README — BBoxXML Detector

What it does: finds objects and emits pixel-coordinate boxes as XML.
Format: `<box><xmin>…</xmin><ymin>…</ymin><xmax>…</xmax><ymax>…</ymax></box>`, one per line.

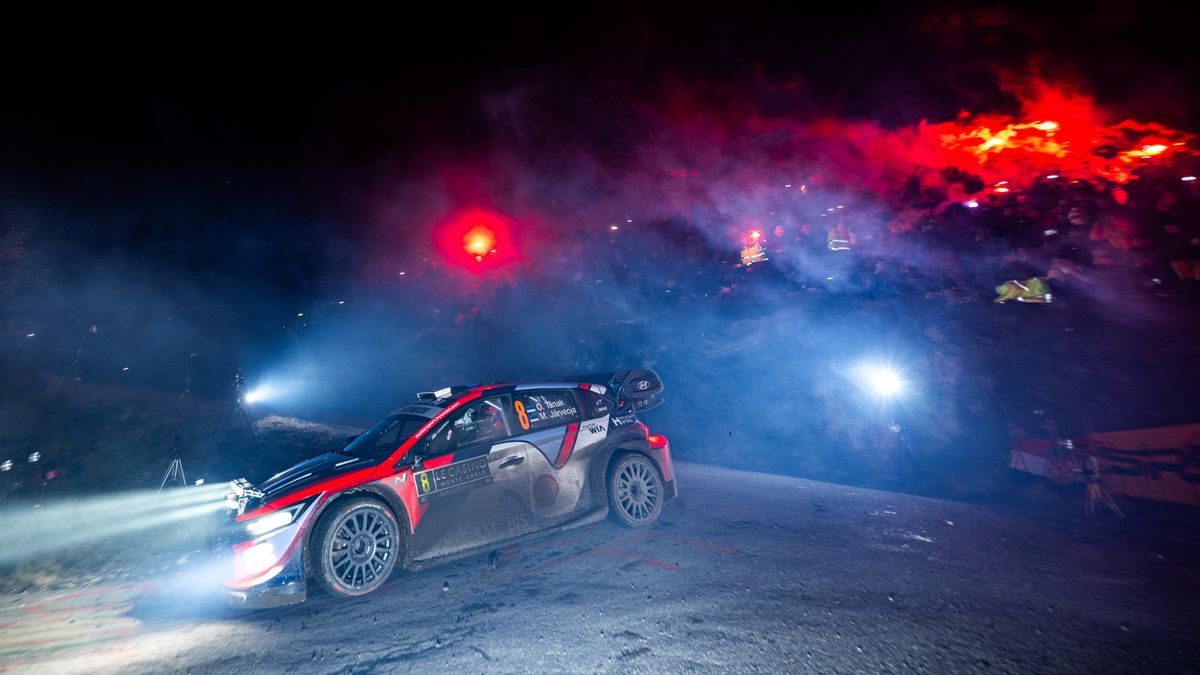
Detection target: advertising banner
<box><xmin>1010</xmin><ymin>423</ymin><xmax>1200</xmax><ymax>506</ymax></box>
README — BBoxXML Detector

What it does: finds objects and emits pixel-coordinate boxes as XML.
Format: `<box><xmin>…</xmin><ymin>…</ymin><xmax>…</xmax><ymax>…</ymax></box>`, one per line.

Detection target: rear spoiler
<box><xmin>566</xmin><ymin>369</ymin><xmax>664</xmax><ymax>413</ymax></box>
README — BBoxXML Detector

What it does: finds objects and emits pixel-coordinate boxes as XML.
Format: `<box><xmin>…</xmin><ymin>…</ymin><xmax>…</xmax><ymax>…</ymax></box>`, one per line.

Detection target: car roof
<box><xmin>390</xmin><ymin>381</ymin><xmax>584</xmax><ymax>418</ymax></box>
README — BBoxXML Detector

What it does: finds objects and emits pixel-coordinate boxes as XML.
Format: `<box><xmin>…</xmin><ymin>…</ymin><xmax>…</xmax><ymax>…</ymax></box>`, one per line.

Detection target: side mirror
<box><xmin>402</xmin><ymin>438</ymin><xmax>431</xmax><ymax>470</ymax></box>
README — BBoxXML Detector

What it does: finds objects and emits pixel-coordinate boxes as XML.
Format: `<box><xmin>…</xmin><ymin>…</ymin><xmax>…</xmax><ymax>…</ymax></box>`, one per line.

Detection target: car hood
<box><xmin>257</xmin><ymin>452</ymin><xmax>378</xmax><ymax>500</ymax></box>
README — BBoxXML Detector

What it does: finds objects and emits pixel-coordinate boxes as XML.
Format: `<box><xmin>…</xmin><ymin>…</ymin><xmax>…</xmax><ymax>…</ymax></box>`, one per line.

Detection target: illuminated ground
<box><xmin>1</xmin><ymin>462</ymin><xmax>1196</xmax><ymax>673</ymax></box>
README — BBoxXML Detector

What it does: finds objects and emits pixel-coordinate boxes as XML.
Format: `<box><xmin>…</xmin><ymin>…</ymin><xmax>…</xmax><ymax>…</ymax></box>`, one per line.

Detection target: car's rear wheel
<box><xmin>311</xmin><ymin>497</ymin><xmax>400</xmax><ymax>598</ymax></box>
<box><xmin>608</xmin><ymin>453</ymin><xmax>663</xmax><ymax>528</ymax></box>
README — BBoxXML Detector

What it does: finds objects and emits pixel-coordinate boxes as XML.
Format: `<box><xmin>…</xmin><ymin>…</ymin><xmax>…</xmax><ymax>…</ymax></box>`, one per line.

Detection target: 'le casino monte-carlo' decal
<box><xmin>415</xmin><ymin>456</ymin><xmax>493</xmax><ymax>503</ymax></box>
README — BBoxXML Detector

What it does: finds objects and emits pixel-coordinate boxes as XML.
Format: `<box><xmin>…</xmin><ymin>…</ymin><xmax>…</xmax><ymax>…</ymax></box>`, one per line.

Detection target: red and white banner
<box><xmin>1010</xmin><ymin>423</ymin><xmax>1200</xmax><ymax>506</ymax></box>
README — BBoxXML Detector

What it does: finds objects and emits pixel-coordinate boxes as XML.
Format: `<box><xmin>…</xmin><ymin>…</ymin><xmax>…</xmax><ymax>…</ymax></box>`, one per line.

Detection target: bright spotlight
<box><xmin>237</xmin><ymin>375</ymin><xmax>305</xmax><ymax>407</ymax></box>
<box><xmin>463</xmin><ymin>225</ymin><xmax>496</xmax><ymax>257</ymax></box>
<box><xmin>856</xmin><ymin>364</ymin><xmax>906</xmax><ymax>399</ymax></box>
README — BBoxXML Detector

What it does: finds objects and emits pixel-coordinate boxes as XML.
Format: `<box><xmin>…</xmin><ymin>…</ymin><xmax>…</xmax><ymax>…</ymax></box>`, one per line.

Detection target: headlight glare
<box><xmin>240</xmin><ymin>542</ymin><xmax>277</xmax><ymax>575</ymax></box>
<box><xmin>244</xmin><ymin>503</ymin><xmax>304</xmax><ymax>537</ymax></box>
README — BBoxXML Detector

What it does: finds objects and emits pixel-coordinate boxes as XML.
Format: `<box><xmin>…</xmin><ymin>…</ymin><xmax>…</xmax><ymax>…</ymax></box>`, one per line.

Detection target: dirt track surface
<box><xmin>1</xmin><ymin>462</ymin><xmax>1196</xmax><ymax>674</ymax></box>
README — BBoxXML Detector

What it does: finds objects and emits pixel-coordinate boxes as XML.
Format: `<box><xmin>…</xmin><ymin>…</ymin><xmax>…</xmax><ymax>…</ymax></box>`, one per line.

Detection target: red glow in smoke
<box><xmin>634</xmin><ymin>76</ymin><xmax>1195</xmax><ymax>224</ymax></box>
<box><xmin>825</xmin><ymin>91</ymin><xmax>1194</xmax><ymax>199</ymax></box>
<box><xmin>463</xmin><ymin>225</ymin><xmax>495</xmax><ymax>257</ymax></box>
<box><xmin>366</xmin><ymin>73</ymin><xmax>1197</xmax><ymax>278</ymax></box>
<box><xmin>434</xmin><ymin>207</ymin><xmax>520</xmax><ymax>272</ymax></box>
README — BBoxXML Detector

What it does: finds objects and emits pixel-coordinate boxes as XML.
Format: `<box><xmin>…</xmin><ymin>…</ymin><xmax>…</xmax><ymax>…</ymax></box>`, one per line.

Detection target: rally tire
<box><xmin>311</xmin><ymin>498</ymin><xmax>401</xmax><ymax>598</ymax></box>
<box><xmin>607</xmin><ymin>453</ymin><xmax>664</xmax><ymax>528</ymax></box>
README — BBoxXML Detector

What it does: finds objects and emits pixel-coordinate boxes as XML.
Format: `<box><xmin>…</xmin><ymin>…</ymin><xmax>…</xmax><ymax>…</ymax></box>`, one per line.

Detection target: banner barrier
<box><xmin>1009</xmin><ymin>423</ymin><xmax>1200</xmax><ymax>506</ymax></box>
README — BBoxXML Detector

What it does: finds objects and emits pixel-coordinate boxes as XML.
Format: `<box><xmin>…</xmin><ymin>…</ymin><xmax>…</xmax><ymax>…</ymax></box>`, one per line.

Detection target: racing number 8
<box><xmin>515</xmin><ymin>400</ymin><xmax>530</xmax><ymax>430</ymax></box>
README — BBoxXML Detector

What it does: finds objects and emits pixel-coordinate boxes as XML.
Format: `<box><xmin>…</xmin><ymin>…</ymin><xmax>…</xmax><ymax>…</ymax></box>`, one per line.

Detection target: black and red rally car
<box><xmin>218</xmin><ymin>370</ymin><xmax>676</xmax><ymax>607</ymax></box>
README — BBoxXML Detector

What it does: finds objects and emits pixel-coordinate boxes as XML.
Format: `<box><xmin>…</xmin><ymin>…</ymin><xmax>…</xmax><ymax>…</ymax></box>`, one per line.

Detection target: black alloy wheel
<box><xmin>608</xmin><ymin>454</ymin><xmax>663</xmax><ymax>528</ymax></box>
<box><xmin>312</xmin><ymin>498</ymin><xmax>401</xmax><ymax>598</ymax></box>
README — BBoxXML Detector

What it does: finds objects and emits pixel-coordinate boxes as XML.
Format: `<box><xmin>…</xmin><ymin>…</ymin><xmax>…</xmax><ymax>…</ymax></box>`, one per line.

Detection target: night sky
<box><xmin>5</xmin><ymin>4</ymin><xmax>1196</xmax><ymax>189</ymax></box>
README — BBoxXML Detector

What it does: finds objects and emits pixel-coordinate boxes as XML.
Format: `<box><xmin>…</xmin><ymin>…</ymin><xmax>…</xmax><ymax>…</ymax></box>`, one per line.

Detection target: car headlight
<box><xmin>244</xmin><ymin>502</ymin><xmax>307</xmax><ymax>537</ymax></box>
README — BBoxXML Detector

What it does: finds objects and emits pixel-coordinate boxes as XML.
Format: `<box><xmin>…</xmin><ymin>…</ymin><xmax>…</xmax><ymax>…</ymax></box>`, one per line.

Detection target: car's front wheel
<box><xmin>311</xmin><ymin>497</ymin><xmax>401</xmax><ymax>598</ymax></box>
<box><xmin>607</xmin><ymin>453</ymin><xmax>663</xmax><ymax>528</ymax></box>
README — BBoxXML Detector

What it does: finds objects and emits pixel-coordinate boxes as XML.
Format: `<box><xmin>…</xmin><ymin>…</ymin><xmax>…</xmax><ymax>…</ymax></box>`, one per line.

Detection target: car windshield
<box><xmin>341</xmin><ymin>414</ymin><xmax>428</xmax><ymax>460</ymax></box>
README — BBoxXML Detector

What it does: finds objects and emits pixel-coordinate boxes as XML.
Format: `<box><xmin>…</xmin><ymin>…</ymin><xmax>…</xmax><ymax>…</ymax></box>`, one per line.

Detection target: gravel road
<box><xmin>2</xmin><ymin>461</ymin><xmax>1196</xmax><ymax>673</ymax></box>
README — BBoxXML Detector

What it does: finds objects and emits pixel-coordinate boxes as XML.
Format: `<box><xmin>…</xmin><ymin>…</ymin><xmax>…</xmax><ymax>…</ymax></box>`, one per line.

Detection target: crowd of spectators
<box><xmin>539</xmin><ymin>171</ymin><xmax>1200</xmax><ymax>309</ymax></box>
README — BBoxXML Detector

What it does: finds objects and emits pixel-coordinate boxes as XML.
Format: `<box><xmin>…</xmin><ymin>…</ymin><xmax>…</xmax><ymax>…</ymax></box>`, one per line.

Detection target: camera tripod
<box><xmin>213</xmin><ymin>370</ymin><xmax>257</xmax><ymax>447</ymax></box>
<box><xmin>157</xmin><ymin>436</ymin><xmax>188</xmax><ymax>496</ymax></box>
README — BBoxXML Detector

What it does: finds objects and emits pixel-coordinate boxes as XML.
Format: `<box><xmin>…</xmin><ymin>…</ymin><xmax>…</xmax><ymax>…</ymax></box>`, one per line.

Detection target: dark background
<box><xmin>1</xmin><ymin>2</ymin><xmax>1198</xmax><ymax>492</ymax></box>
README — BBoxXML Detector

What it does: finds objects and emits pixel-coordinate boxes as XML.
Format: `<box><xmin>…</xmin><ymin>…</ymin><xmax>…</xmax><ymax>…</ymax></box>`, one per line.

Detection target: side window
<box><xmin>426</xmin><ymin>396</ymin><xmax>511</xmax><ymax>455</ymax></box>
<box><xmin>578</xmin><ymin>390</ymin><xmax>613</xmax><ymax>419</ymax></box>
<box><xmin>513</xmin><ymin>390</ymin><xmax>580</xmax><ymax>432</ymax></box>
<box><xmin>344</xmin><ymin>414</ymin><xmax>427</xmax><ymax>460</ymax></box>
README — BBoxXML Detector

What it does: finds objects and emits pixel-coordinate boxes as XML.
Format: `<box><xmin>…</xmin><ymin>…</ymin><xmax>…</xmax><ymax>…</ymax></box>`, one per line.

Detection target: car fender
<box><xmin>590</xmin><ymin>440</ymin><xmax>655</xmax><ymax>500</ymax></box>
<box><xmin>300</xmin><ymin>481</ymin><xmax>414</xmax><ymax>568</ymax></box>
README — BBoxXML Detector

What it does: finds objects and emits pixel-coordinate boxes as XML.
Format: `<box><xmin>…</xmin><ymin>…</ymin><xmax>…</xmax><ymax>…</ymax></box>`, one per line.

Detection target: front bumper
<box><xmin>217</xmin><ymin>496</ymin><xmax>322</xmax><ymax>609</ymax></box>
<box><xmin>223</xmin><ymin>552</ymin><xmax>307</xmax><ymax>608</ymax></box>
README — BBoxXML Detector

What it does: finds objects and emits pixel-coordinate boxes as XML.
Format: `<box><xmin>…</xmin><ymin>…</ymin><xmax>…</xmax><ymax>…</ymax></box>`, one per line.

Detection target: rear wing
<box><xmin>566</xmin><ymin>369</ymin><xmax>664</xmax><ymax>413</ymax></box>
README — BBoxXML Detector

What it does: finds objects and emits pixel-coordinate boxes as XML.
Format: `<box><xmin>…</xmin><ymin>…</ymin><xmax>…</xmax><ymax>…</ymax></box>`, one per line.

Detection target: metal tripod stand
<box><xmin>157</xmin><ymin>458</ymin><xmax>187</xmax><ymax>495</ymax></box>
<box><xmin>213</xmin><ymin>370</ymin><xmax>257</xmax><ymax>447</ymax></box>
<box><xmin>157</xmin><ymin>436</ymin><xmax>188</xmax><ymax>496</ymax></box>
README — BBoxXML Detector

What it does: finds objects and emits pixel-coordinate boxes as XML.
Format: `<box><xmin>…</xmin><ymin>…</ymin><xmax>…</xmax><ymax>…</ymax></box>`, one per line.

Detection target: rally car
<box><xmin>218</xmin><ymin>370</ymin><xmax>675</xmax><ymax>608</ymax></box>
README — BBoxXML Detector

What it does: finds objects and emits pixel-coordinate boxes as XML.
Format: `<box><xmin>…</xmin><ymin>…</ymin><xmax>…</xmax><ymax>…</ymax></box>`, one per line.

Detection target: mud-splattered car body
<box><xmin>218</xmin><ymin>370</ymin><xmax>675</xmax><ymax>608</ymax></box>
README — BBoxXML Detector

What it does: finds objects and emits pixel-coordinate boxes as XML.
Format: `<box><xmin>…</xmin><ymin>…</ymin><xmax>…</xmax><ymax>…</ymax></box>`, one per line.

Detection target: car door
<box><xmin>406</xmin><ymin>395</ymin><xmax>536</xmax><ymax>561</ymax></box>
<box><xmin>509</xmin><ymin>388</ymin><xmax>601</xmax><ymax>528</ymax></box>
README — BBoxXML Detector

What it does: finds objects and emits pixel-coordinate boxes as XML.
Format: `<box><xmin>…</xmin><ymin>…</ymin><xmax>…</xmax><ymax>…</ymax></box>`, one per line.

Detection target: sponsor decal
<box><xmin>587</xmin><ymin>393</ymin><xmax>612</xmax><ymax>416</ymax></box>
<box><xmin>569</xmin><ymin>415</ymin><xmax>609</xmax><ymax>462</ymax></box>
<box><xmin>611</xmin><ymin>413</ymin><xmax>636</xmax><ymax>427</ymax></box>
<box><xmin>398</xmin><ymin>404</ymin><xmax>442</xmax><ymax>418</ymax></box>
<box><xmin>409</xmin><ymin>397</ymin><xmax>471</xmax><ymax>448</ymax></box>
<box><xmin>414</xmin><ymin>456</ymin><xmax>492</xmax><ymax>503</ymax></box>
<box><xmin>534</xmin><ymin>474</ymin><xmax>559</xmax><ymax>507</ymax></box>
<box><xmin>471</xmin><ymin>513</ymin><xmax>531</xmax><ymax>539</ymax></box>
